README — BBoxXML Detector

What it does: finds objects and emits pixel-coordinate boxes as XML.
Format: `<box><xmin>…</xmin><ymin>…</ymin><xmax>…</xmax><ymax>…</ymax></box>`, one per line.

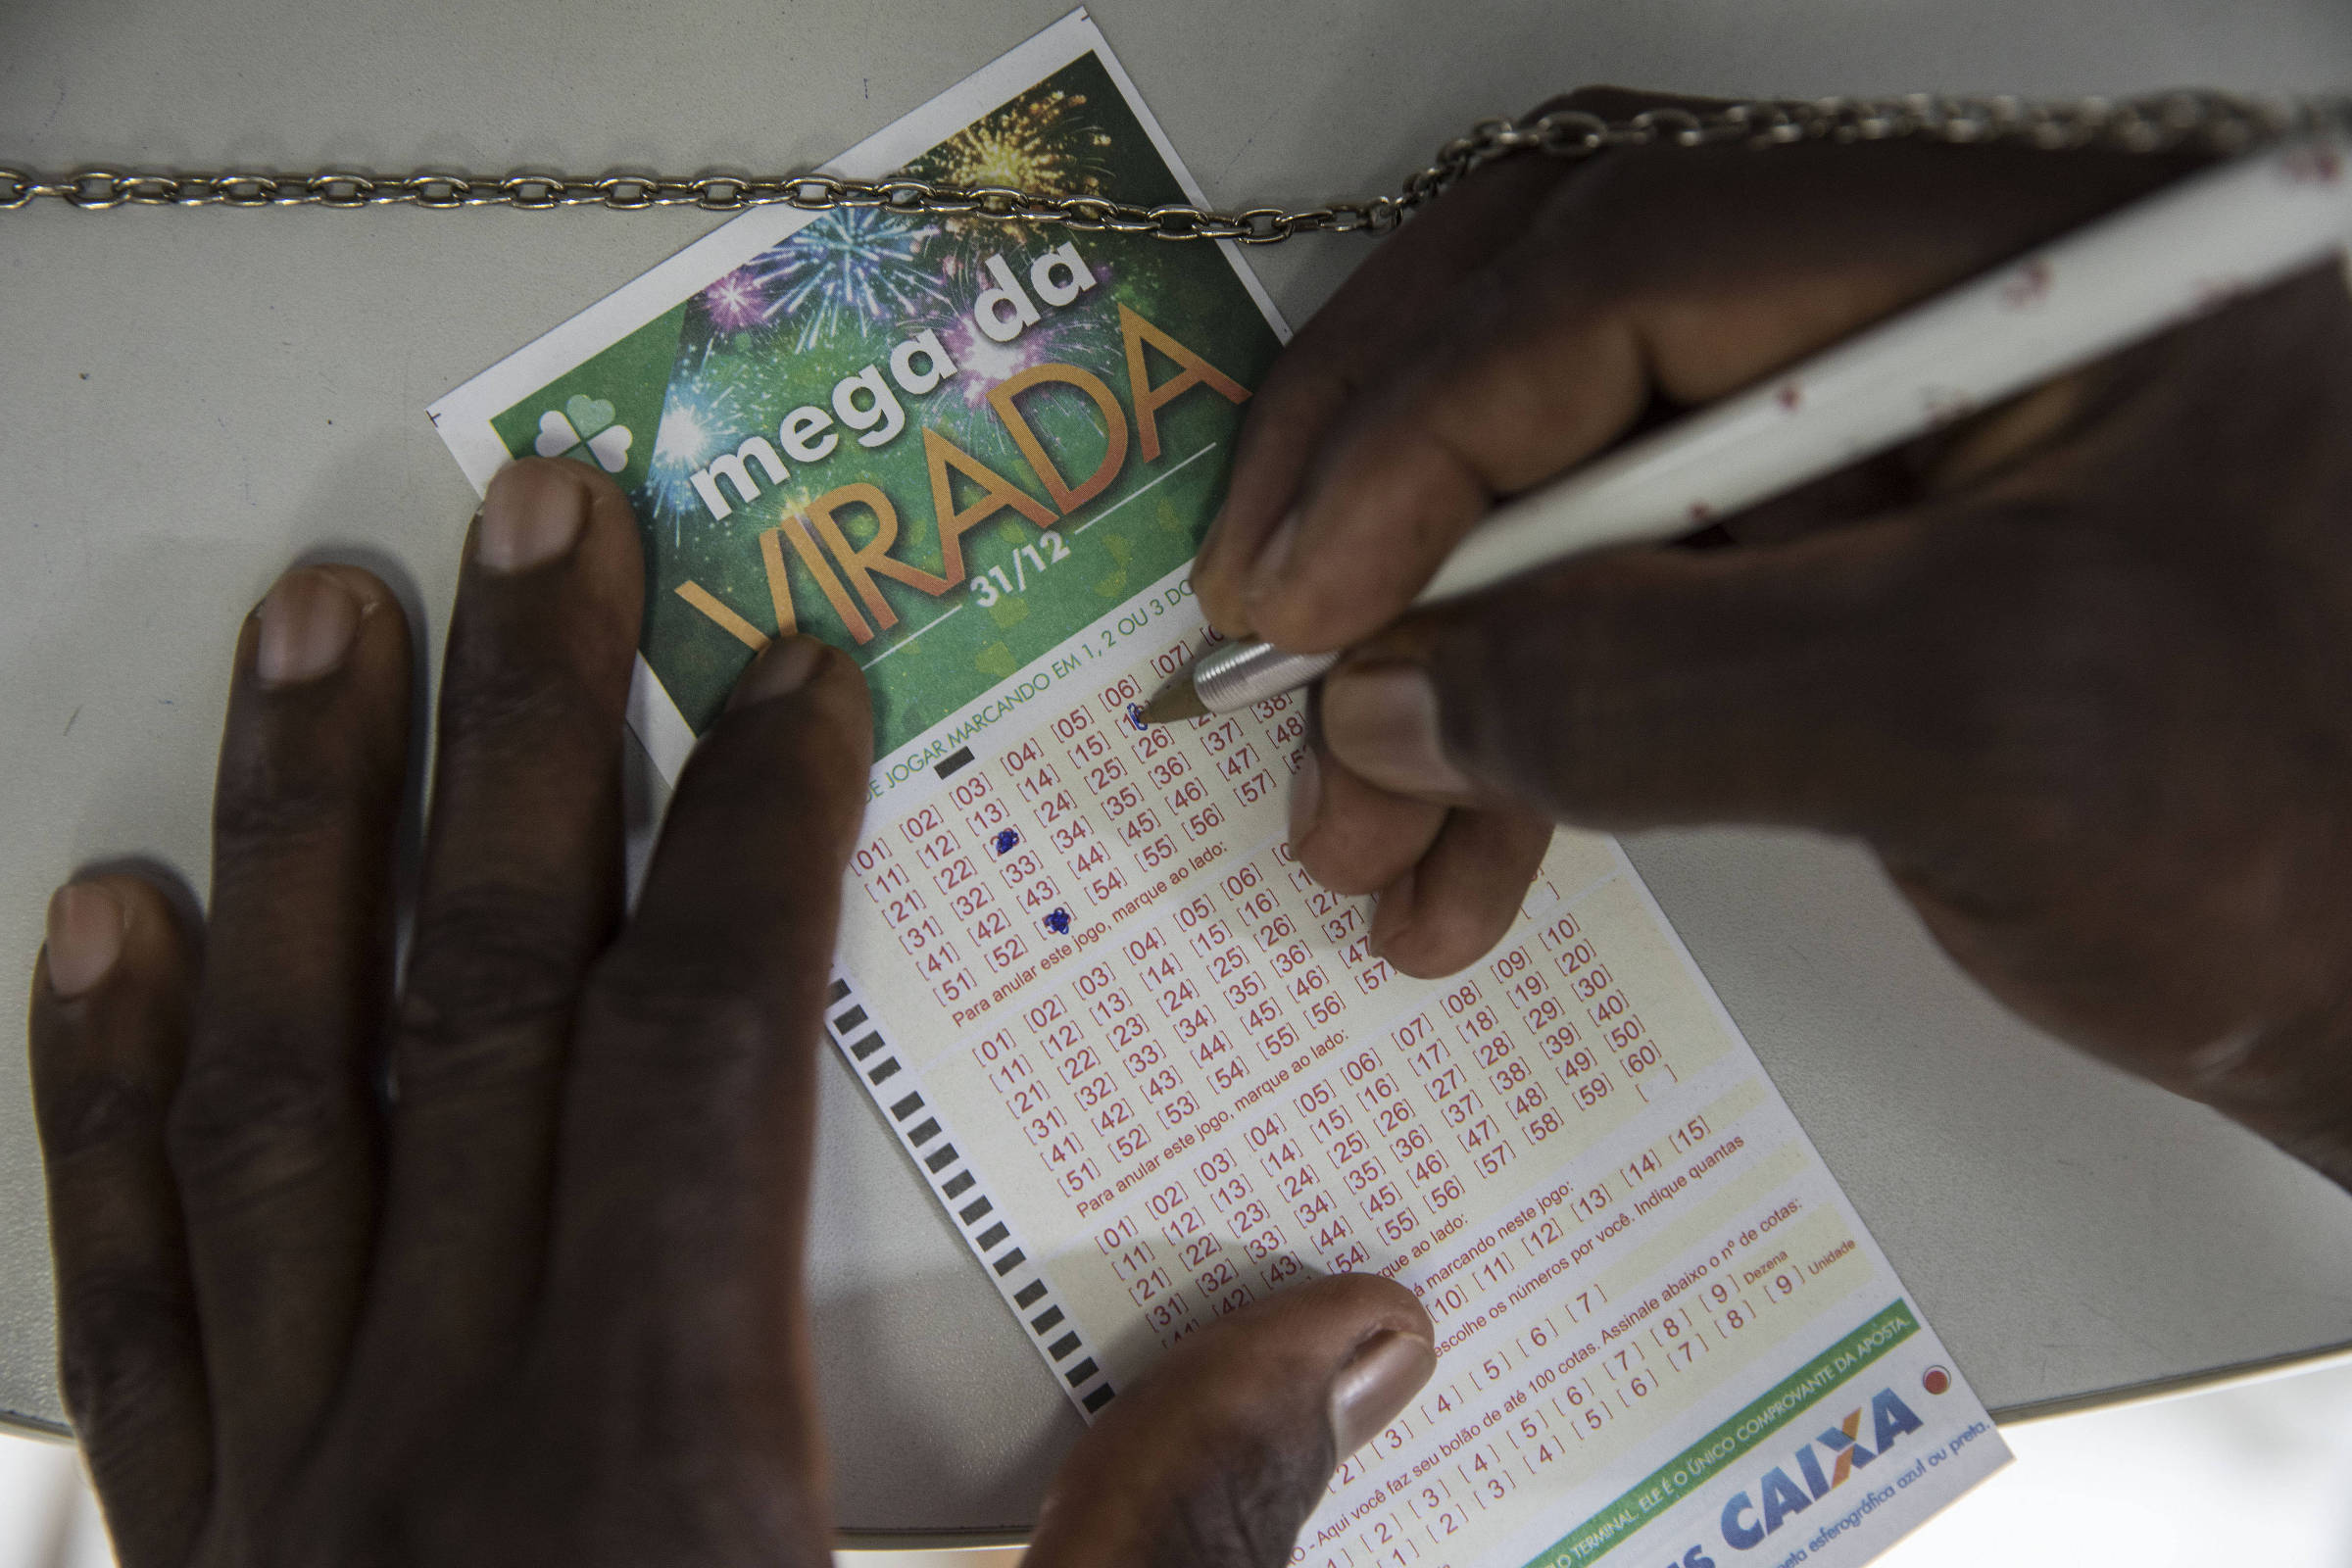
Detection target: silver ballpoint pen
<box><xmin>1141</xmin><ymin>130</ymin><xmax>2352</xmax><ymax>725</ymax></box>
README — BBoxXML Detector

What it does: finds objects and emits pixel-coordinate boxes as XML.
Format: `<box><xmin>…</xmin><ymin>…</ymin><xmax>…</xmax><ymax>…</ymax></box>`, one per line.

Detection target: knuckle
<box><xmin>210</xmin><ymin>766</ymin><xmax>361</xmax><ymax>861</ymax></box>
<box><xmin>1422</xmin><ymin>257</ymin><xmax>1522</xmax><ymax>354</ymax></box>
<box><xmin>63</xmin><ymin>1365</ymin><xmax>189</xmax><ymax>1473</ymax></box>
<box><xmin>1918</xmin><ymin>521</ymin><xmax>2178</xmax><ymax>852</ymax></box>
<box><xmin>166</xmin><ymin>1034</ymin><xmax>367</xmax><ymax>1211</ymax></box>
<box><xmin>437</xmin><ymin>636</ymin><xmax>612</xmax><ymax>758</ymax></box>
<box><xmin>1148</xmin><ymin>1430</ymin><xmax>1330</xmax><ymax>1568</ymax></box>
<box><xmin>1242</xmin><ymin>341</ymin><xmax>1358</xmax><ymax>441</ymax></box>
<box><xmin>397</xmin><ymin>883</ymin><xmax>594</xmax><ymax>1068</ymax></box>
<box><xmin>36</xmin><ymin>1066</ymin><xmax>168</xmax><ymax>1167</ymax></box>
<box><xmin>1526</xmin><ymin>151</ymin><xmax>1666</xmax><ymax>292</ymax></box>
<box><xmin>1506</xmin><ymin>235</ymin><xmax>1627</xmax><ymax>345</ymax></box>
<box><xmin>684</xmin><ymin>707</ymin><xmax>873</xmax><ymax>851</ymax></box>
<box><xmin>576</xmin><ymin>944</ymin><xmax>786</xmax><ymax>1103</ymax></box>
<box><xmin>57</xmin><ymin>1272</ymin><xmax>198</xmax><ymax>1431</ymax></box>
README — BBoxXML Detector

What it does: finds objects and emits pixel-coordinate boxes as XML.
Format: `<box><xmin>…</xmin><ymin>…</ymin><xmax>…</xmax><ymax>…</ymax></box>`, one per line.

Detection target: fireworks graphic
<box><xmin>907</xmin><ymin>306</ymin><xmax>1125</xmax><ymax>485</ymax></box>
<box><xmin>736</xmin><ymin>207</ymin><xmax>954</xmax><ymax>352</ymax></box>
<box><xmin>912</xmin><ymin>311</ymin><xmax>1125</xmax><ymax>542</ymax></box>
<box><xmin>926</xmin><ymin>88</ymin><xmax>1110</xmax><ymax>197</ymax></box>
<box><xmin>938</xmin><ymin>315</ymin><xmax>1063</xmax><ymax>406</ymax></box>
<box><xmin>917</xmin><ymin>88</ymin><xmax>1117</xmax><ymax>270</ymax></box>
<box><xmin>702</xmin><ymin>267</ymin><xmax>775</xmax><ymax>333</ymax></box>
<box><xmin>648</xmin><ymin>363</ymin><xmax>751</xmax><ymax>538</ymax></box>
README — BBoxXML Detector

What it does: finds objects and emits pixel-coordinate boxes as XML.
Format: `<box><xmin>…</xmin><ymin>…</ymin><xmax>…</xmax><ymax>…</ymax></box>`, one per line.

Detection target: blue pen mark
<box><xmin>993</xmin><ymin>828</ymin><xmax>1021</xmax><ymax>856</ymax></box>
<box><xmin>1126</xmin><ymin>702</ymin><xmax>1148</xmax><ymax>731</ymax></box>
<box><xmin>1043</xmin><ymin>907</ymin><xmax>1072</xmax><ymax>936</ymax></box>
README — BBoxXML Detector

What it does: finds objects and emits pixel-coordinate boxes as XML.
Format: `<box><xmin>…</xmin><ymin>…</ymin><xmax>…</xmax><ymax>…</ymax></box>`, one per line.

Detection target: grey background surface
<box><xmin>4</xmin><ymin>0</ymin><xmax>2351</xmax><ymax>1539</ymax></box>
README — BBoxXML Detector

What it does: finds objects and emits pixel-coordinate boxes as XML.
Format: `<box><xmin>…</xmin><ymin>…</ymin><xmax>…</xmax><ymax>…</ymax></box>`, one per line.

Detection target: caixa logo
<box><xmin>1717</xmin><ymin>1388</ymin><xmax>1924</xmax><ymax>1550</ymax></box>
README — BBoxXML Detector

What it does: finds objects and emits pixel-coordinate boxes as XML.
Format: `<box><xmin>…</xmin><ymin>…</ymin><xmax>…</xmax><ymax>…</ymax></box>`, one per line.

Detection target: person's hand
<box><xmin>1194</xmin><ymin>94</ymin><xmax>2352</xmax><ymax>1182</ymax></box>
<box><xmin>30</xmin><ymin>458</ymin><xmax>1433</xmax><ymax>1567</ymax></box>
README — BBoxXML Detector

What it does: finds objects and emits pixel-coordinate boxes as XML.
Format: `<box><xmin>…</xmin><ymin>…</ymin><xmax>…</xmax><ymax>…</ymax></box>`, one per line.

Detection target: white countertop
<box><xmin>6</xmin><ymin>0</ymin><xmax>2351</xmax><ymax>1536</ymax></box>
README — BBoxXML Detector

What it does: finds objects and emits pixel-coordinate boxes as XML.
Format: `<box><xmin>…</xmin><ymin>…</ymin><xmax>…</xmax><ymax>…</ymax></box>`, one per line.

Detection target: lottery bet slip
<box><xmin>431</xmin><ymin>12</ymin><xmax>2007</xmax><ymax>1565</ymax></box>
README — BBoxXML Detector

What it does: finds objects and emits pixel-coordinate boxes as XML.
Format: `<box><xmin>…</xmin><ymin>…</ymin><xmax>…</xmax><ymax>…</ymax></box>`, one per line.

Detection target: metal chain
<box><xmin>4</xmin><ymin>92</ymin><xmax>2346</xmax><ymax>241</ymax></box>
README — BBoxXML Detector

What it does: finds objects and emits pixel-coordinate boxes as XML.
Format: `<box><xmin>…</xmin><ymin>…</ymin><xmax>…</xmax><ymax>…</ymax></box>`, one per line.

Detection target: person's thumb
<box><xmin>1024</xmin><ymin>1274</ymin><xmax>1435</xmax><ymax>1568</ymax></box>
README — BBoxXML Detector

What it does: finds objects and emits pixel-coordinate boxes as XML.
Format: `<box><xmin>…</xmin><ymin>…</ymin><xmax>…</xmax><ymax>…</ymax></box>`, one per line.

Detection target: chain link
<box><xmin>5</xmin><ymin>92</ymin><xmax>2346</xmax><ymax>235</ymax></box>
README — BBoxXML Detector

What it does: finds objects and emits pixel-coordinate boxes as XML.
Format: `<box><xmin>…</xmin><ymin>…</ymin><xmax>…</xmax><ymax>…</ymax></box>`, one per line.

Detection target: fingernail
<box><xmin>1321</xmin><ymin>664</ymin><xmax>1476</xmax><ymax>798</ymax></box>
<box><xmin>1241</xmin><ymin>508</ymin><xmax>1301</xmax><ymax>608</ymax></box>
<box><xmin>479</xmin><ymin>461</ymin><xmax>588</xmax><ymax>573</ymax></box>
<box><xmin>1329</xmin><ymin>1330</ymin><xmax>1437</xmax><ymax>1457</ymax></box>
<box><xmin>1288</xmin><ymin>747</ymin><xmax>1323</xmax><ymax>846</ymax></box>
<box><xmin>255</xmin><ymin>567</ymin><xmax>364</xmax><ymax>686</ymax></box>
<box><xmin>727</xmin><ymin>636</ymin><xmax>829</xmax><ymax>710</ymax></box>
<box><xmin>44</xmin><ymin>883</ymin><xmax>126</xmax><ymax>999</ymax></box>
<box><xmin>1367</xmin><ymin>865</ymin><xmax>1415</xmax><ymax>959</ymax></box>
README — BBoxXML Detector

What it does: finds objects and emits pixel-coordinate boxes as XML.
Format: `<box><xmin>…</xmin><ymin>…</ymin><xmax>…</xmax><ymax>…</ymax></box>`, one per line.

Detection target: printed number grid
<box><xmin>841</xmin><ymin>627</ymin><xmax>1872</xmax><ymax>1566</ymax></box>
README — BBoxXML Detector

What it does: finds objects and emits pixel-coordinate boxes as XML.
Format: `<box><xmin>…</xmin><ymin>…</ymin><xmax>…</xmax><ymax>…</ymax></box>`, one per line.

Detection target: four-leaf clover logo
<box><xmin>533</xmin><ymin>394</ymin><xmax>634</xmax><ymax>473</ymax></box>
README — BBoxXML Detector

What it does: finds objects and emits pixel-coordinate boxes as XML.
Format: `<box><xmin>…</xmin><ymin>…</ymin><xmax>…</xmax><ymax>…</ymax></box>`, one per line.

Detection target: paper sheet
<box><xmin>431</xmin><ymin>13</ymin><xmax>2008</xmax><ymax>1564</ymax></box>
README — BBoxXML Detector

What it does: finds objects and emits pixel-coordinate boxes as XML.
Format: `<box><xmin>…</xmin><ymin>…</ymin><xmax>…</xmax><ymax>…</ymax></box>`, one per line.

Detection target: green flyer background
<box><xmin>487</xmin><ymin>52</ymin><xmax>1282</xmax><ymax>758</ymax></box>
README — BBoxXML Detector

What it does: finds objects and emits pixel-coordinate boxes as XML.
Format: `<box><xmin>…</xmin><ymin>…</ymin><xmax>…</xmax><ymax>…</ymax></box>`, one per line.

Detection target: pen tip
<box><xmin>1141</xmin><ymin>677</ymin><xmax>1207</xmax><ymax>726</ymax></box>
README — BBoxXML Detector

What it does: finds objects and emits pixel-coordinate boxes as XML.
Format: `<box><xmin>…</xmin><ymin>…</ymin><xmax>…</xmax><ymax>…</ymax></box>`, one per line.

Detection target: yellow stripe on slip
<box><xmin>675</xmin><ymin>581</ymin><xmax>768</xmax><ymax>650</ymax></box>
